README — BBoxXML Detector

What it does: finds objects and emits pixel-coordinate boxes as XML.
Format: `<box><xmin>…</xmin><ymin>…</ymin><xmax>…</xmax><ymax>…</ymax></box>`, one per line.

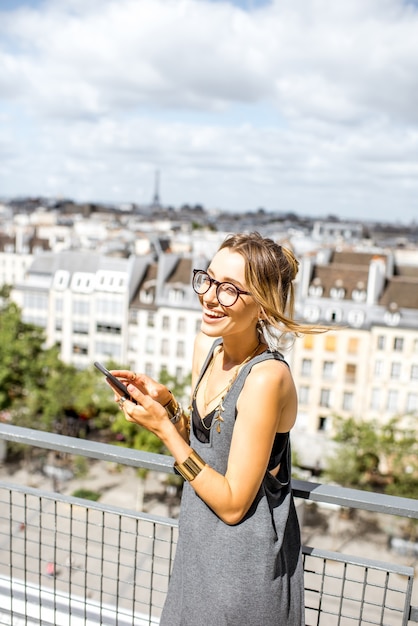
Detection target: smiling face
<box><xmin>198</xmin><ymin>248</ymin><xmax>260</xmax><ymax>342</ymax></box>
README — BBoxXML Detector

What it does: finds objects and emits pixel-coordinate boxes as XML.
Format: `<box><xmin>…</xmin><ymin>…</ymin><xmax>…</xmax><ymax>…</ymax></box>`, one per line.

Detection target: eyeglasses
<box><xmin>192</xmin><ymin>269</ymin><xmax>251</xmax><ymax>307</ymax></box>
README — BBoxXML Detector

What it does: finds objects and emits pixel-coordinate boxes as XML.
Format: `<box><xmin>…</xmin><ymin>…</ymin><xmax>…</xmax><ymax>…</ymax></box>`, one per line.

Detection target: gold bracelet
<box><xmin>174</xmin><ymin>450</ymin><xmax>206</xmax><ymax>482</ymax></box>
<box><xmin>163</xmin><ymin>392</ymin><xmax>181</xmax><ymax>423</ymax></box>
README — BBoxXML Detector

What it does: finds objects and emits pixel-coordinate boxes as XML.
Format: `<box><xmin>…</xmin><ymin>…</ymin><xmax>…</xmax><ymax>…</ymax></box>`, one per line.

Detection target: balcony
<box><xmin>0</xmin><ymin>423</ymin><xmax>417</xmax><ymax>625</ymax></box>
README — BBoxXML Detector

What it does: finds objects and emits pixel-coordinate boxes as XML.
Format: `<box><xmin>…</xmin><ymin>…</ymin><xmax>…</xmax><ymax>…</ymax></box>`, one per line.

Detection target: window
<box><xmin>352</xmin><ymin>288</ymin><xmax>366</xmax><ymax>302</ymax></box>
<box><xmin>406</xmin><ymin>393</ymin><xmax>418</xmax><ymax>413</ymax></box>
<box><xmin>161</xmin><ymin>339</ymin><xmax>169</xmax><ymax>356</ymax></box>
<box><xmin>24</xmin><ymin>292</ymin><xmax>49</xmax><ymax>311</ymax></box>
<box><xmin>303</xmin><ymin>335</ymin><xmax>314</xmax><ymax>350</ymax></box>
<box><xmin>304</xmin><ymin>306</ymin><xmax>320</xmax><ymax>322</ymax></box>
<box><xmin>345</xmin><ymin>363</ymin><xmax>356</xmax><ymax>383</ymax></box>
<box><xmin>71</xmin><ymin>272</ymin><xmax>94</xmax><ymax>293</ymax></box>
<box><xmin>177</xmin><ymin>317</ymin><xmax>186</xmax><ymax>333</ymax></box>
<box><xmin>129</xmin><ymin>310</ymin><xmax>138</xmax><ymax>325</ymax></box>
<box><xmin>324</xmin><ymin>335</ymin><xmax>337</xmax><ymax>351</ymax></box>
<box><xmin>330</xmin><ymin>287</ymin><xmax>345</xmax><ymax>299</ymax></box>
<box><xmin>162</xmin><ymin>316</ymin><xmax>170</xmax><ymax>330</ymax></box>
<box><xmin>95</xmin><ymin>342</ymin><xmax>121</xmax><ymax>360</ymax></box>
<box><xmin>53</xmin><ymin>270</ymin><xmax>70</xmax><ymax>290</ymax></box>
<box><xmin>301</xmin><ymin>359</ymin><xmax>312</xmax><ymax>377</ymax></box>
<box><xmin>411</xmin><ymin>364</ymin><xmax>418</xmax><ymax>380</ymax></box>
<box><xmin>384</xmin><ymin>310</ymin><xmax>400</xmax><ymax>326</ymax></box>
<box><xmin>145</xmin><ymin>362</ymin><xmax>154</xmax><ymax>377</ymax></box>
<box><xmin>387</xmin><ymin>390</ymin><xmax>399</xmax><ymax>412</ymax></box>
<box><xmin>96</xmin><ymin>323</ymin><xmax>121</xmax><ymax>334</ymax></box>
<box><xmin>347</xmin><ymin>310</ymin><xmax>365</xmax><ymax>327</ymax></box>
<box><xmin>176</xmin><ymin>341</ymin><xmax>185</xmax><ymax>358</ymax></box>
<box><xmin>393</xmin><ymin>337</ymin><xmax>404</xmax><ymax>351</ymax></box>
<box><xmin>374</xmin><ymin>360</ymin><xmax>384</xmax><ymax>378</ymax></box>
<box><xmin>370</xmin><ymin>388</ymin><xmax>380</xmax><ymax>410</ymax></box>
<box><xmin>308</xmin><ymin>284</ymin><xmax>323</xmax><ymax>297</ymax></box>
<box><xmin>72</xmin><ymin>344</ymin><xmax>88</xmax><ymax>355</ymax></box>
<box><xmin>195</xmin><ymin>319</ymin><xmax>202</xmax><ymax>333</ymax></box>
<box><xmin>298</xmin><ymin>386</ymin><xmax>310</xmax><ymax>405</ymax></box>
<box><xmin>140</xmin><ymin>288</ymin><xmax>155</xmax><ymax>304</ymax></box>
<box><xmin>325</xmin><ymin>309</ymin><xmax>343</xmax><ymax>324</ymax></box>
<box><xmin>347</xmin><ymin>338</ymin><xmax>359</xmax><ymax>354</ymax></box>
<box><xmin>72</xmin><ymin>300</ymin><xmax>90</xmax><ymax>316</ymax></box>
<box><xmin>73</xmin><ymin>321</ymin><xmax>89</xmax><ymax>334</ymax></box>
<box><xmin>342</xmin><ymin>392</ymin><xmax>354</xmax><ymax>412</ymax></box>
<box><xmin>320</xmin><ymin>389</ymin><xmax>331</xmax><ymax>408</ymax></box>
<box><xmin>169</xmin><ymin>288</ymin><xmax>184</xmax><ymax>303</ymax></box>
<box><xmin>147</xmin><ymin>313</ymin><xmax>155</xmax><ymax>327</ymax></box>
<box><xmin>377</xmin><ymin>335</ymin><xmax>386</xmax><ymax>350</ymax></box>
<box><xmin>145</xmin><ymin>336</ymin><xmax>154</xmax><ymax>354</ymax></box>
<box><xmin>390</xmin><ymin>362</ymin><xmax>401</xmax><ymax>379</ymax></box>
<box><xmin>175</xmin><ymin>367</ymin><xmax>184</xmax><ymax>380</ymax></box>
<box><xmin>96</xmin><ymin>298</ymin><xmax>123</xmax><ymax>317</ymax></box>
<box><xmin>322</xmin><ymin>361</ymin><xmax>334</xmax><ymax>379</ymax></box>
<box><xmin>318</xmin><ymin>416</ymin><xmax>328</xmax><ymax>431</ymax></box>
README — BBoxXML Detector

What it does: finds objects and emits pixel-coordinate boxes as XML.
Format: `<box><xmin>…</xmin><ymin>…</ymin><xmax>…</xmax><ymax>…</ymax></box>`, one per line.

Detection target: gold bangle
<box><xmin>174</xmin><ymin>450</ymin><xmax>206</xmax><ymax>482</ymax></box>
<box><xmin>163</xmin><ymin>392</ymin><xmax>179</xmax><ymax>420</ymax></box>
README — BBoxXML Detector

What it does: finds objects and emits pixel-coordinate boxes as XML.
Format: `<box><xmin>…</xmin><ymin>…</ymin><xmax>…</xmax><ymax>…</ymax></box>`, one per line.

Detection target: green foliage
<box><xmin>159</xmin><ymin>368</ymin><xmax>191</xmax><ymax>404</ymax></box>
<box><xmin>71</xmin><ymin>488</ymin><xmax>101</xmax><ymax>501</ymax></box>
<box><xmin>325</xmin><ymin>414</ymin><xmax>418</xmax><ymax>499</ymax></box>
<box><xmin>0</xmin><ymin>292</ymin><xmax>192</xmax><ymax>460</ymax></box>
<box><xmin>0</xmin><ymin>294</ymin><xmax>120</xmax><ymax>442</ymax></box>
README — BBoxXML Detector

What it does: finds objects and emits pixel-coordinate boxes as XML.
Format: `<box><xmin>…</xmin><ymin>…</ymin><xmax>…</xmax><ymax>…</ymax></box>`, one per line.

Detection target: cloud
<box><xmin>0</xmin><ymin>0</ymin><xmax>418</xmax><ymax>221</ymax></box>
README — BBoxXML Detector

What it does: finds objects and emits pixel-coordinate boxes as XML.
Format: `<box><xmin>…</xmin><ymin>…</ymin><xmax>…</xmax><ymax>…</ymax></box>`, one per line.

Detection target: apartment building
<box><xmin>11</xmin><ymin>250</ymin><xmax>204</xmax><ymax>390</ymax></box>
<box><xmin>8</xmin><ymin>237</ymin><xmax>418</xmax><ymax>471</ymax></box>
<box><xmin>0</xmin><ymin>232</ymin><xmax>49</xmax><ymax>288</ymax></box>
<box><xmin>289</xmin><ymin>247</ymin><xmax>418</xmax><ymax>468</ymax></box>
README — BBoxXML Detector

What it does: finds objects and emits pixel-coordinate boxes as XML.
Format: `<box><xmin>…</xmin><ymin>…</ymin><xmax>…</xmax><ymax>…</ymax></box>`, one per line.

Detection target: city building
<box><xmin>290</xmin><ymin>246</ymin><xmax>418</xmax><ymax>467</ymax></box>
<box><xmin>2</xmin><ymin>201</ymin><xmax>417</xmax><ymax>472</ymax></box>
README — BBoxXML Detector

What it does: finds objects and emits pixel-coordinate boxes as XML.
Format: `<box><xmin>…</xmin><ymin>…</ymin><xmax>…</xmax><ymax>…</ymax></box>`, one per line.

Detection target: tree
<box><xmin>0</xmin><ymin>293</ymin><xmax>119</xmax><ymax>447</ymax></box>
<box><xmin>324</xmin><ymin>414</ymin><xmax>418</xmax><ymax>499</ymax></box>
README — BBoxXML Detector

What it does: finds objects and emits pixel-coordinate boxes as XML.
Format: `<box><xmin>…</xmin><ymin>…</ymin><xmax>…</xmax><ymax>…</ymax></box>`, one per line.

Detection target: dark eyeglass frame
<box><xmin>192</xmin><ymin>269</ymin><xmax>251</xmax><ymax>307</ymax></box>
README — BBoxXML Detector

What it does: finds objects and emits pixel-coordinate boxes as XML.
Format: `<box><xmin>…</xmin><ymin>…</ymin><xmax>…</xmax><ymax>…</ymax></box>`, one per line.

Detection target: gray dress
<box><xmin>160</xmin><ymin>342</ymin><xmax>305</xmax><ymax>626</ymax></box>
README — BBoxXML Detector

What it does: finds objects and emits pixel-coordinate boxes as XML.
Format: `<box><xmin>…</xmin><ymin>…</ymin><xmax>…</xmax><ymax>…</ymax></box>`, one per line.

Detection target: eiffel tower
<box><xmin>151</xmin><ymin>170</ymin><xmax>161</xmax><ymax>209</ymax></box>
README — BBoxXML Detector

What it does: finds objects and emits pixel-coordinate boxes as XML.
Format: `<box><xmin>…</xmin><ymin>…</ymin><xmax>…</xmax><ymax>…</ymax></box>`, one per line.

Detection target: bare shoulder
<box><xmin>250</xmin><ymin>354</ymin><xmax>294</xmax><ymax>390</ymax></box>
<box><xmin>239</xmin><ymin>354</ymin><xmax>297</xmax><ymax>430</ymax></box>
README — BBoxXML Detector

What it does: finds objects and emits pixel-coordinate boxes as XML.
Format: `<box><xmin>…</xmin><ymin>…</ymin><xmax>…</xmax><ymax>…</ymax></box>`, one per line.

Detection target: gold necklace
<box><xmin>194</xmin><ymin>340</ymin><xmax>262</xmax><ymax>434</ymax></box>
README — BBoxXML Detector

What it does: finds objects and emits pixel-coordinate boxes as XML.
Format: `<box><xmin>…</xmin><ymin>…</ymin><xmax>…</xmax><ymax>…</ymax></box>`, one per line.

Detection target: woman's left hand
<box><xmin>109</xmin><ymin>370</ymin><xmax>172</xmax><ymax>436</ymax></box>
<box><xmin>117</xmin><ymin>387</ymin><xmax>170</xmax><ymax>437</ymax></box>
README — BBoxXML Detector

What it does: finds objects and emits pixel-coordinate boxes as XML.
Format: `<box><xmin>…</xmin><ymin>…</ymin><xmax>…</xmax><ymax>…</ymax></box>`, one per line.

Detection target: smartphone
<box><xmin>94</xmin><ymin>361</ymin><xmax>137</xmax><ymax>403</ymax></box>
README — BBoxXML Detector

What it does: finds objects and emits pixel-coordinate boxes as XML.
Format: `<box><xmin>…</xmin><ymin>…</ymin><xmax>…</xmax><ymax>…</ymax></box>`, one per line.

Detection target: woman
<box><xmin>110</xmin><ymin>232</ymin><xmax>310</xmax><ymax>625</ymax></box>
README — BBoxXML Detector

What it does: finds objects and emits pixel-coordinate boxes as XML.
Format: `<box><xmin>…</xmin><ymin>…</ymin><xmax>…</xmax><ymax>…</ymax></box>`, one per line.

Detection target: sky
<box><xmin>1</xmin><ymin>0</ymin><xmax>418</xmax><ymax>223</ymax></box>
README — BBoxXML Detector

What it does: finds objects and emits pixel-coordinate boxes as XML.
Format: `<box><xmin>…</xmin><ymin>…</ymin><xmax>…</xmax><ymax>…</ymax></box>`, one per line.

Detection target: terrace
<box><xmin>0</xmin><ymin>423</ymin><xmax>417</xmax><ymax>625</ymax></box>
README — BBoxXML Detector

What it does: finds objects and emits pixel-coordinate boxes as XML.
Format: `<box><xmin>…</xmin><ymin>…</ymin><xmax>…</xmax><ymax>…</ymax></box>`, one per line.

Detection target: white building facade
<box><xmin>9</xmin><ymin>241</ymin><xmax>418</xmax><ymax>471</ymax></box>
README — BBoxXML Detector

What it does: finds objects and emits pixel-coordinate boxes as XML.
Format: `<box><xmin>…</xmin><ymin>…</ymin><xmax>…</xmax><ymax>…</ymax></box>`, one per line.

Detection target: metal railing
<box><xmin>0</xmin><ymin>424</ymin><xmax>417</xmax><ymax>625</ymax></box>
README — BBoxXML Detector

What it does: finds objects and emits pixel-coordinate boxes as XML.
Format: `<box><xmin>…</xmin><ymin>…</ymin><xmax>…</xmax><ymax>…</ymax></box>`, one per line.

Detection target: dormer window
<box><xmin>330</xmin><ymin>287</ymin><xmax>345</xmax><ymax>299</ymax></box>
<box><xmin>140</xmin><ymin>287</ymin><xmax>155</xmax><ymax>304</ymax></box>
<box><xmin>308</xmin><ymin>278</ymin><xmax>323</xmax><ymax>297</ymax></box>
<box><xmin>53</xmin><ymin>270</ymin><xmax>70</xmax><ymax>290</ymax></box>
<box><xmin>303</xmin><ymin>305</ymin><xmax>320</xmax><ymax>322</ymax></box>
<box><xmin>352</xmin><ymin>281</ymin><xmax>366</xmax><ymax>302</ymax></box>
<box><xmin>169</xmin><ymin>288</ymin><xmax>184</xmax><ymax>303</ymax></box>
<box><xmin>330</xmin><ymin>280</ymin><xmax>345</xmax><ymax>300</ymax></box>
<box><xmin>347</xmin><ymin>310</ymin><xmax>365</xmax><ymax>327</ymax></box>
<box><xmin>384</xmin><ymin>303</ymin><xmax>400</xmax><ymax>327</ymax></box>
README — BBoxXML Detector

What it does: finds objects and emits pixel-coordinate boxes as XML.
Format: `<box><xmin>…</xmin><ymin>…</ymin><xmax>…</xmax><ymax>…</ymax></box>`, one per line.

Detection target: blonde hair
<box><xmin>219</xmin><ymin>232</ymin><xmax>324</xmax><ymax>348</ymax></box>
